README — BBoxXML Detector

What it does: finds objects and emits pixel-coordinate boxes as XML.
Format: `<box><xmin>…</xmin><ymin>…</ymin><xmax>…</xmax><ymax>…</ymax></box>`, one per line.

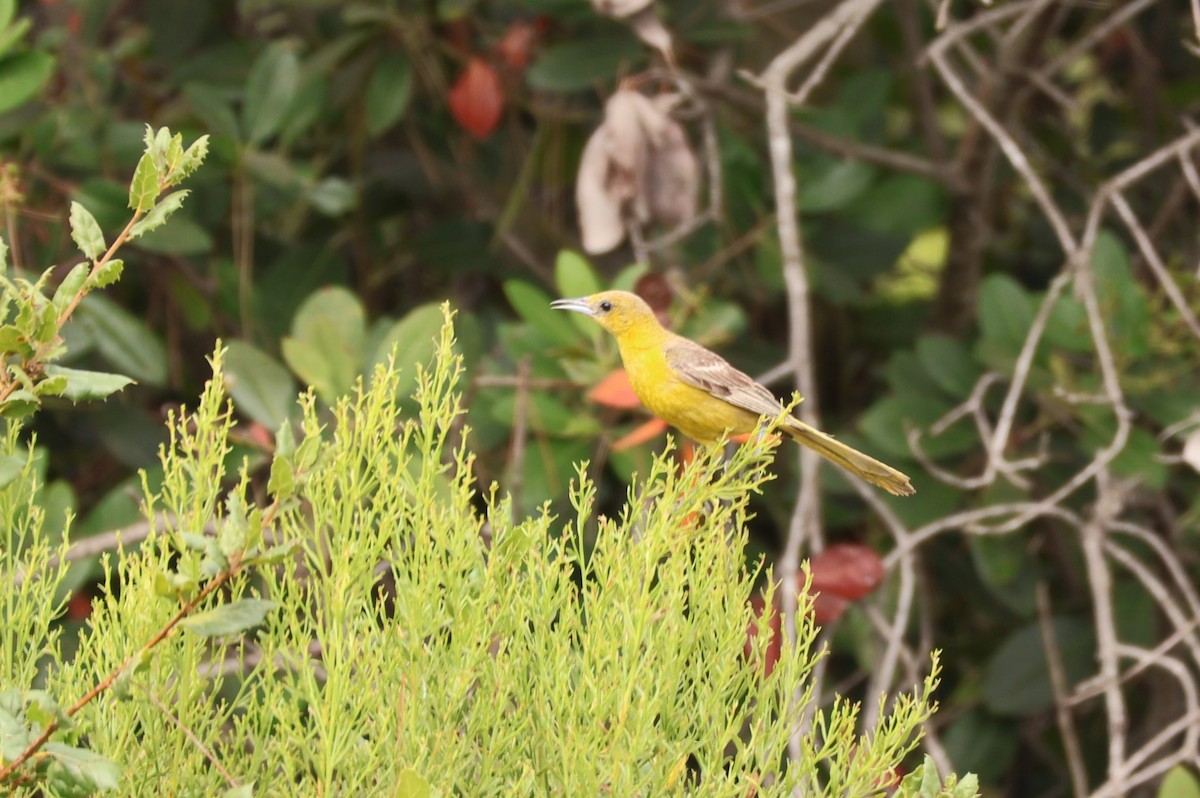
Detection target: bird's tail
<box><xmin>784</xmin><ymin>417</ymin><xmax>915</xmax><ymax>496</ymax></box>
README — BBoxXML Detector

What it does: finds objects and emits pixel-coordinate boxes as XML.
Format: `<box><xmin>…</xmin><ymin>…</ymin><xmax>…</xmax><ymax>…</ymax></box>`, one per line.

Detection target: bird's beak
<box><xmin>550</xmin><ymin>297</ymin><xmax>594</xmax><ymax>317</ymax></box>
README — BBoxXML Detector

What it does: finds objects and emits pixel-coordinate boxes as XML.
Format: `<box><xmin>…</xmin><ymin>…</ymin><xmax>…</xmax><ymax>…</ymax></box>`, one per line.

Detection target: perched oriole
<box><xmin>551</xmin><ymin>290</ymin><xmax>915</xmax><ymax>496</ymax></box>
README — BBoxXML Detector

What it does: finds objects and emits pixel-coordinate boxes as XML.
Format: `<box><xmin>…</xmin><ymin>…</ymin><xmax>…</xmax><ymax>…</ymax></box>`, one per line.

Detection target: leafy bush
<box><xmin>4</xmin><ymin>302</ymin><xmax>969</xmax><ymax>795</ymax></box>
<box><xmin>6</xmin><ymin>1</ymin><xmax>1198</xmax><ymax>794</ymax></box>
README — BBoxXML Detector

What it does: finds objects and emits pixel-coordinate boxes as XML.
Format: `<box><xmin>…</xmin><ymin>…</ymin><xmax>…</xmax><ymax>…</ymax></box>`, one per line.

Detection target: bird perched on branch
<box><xmin>551</xmin><ymin>290</ymin><xmax>915</xmax><ymax>496</ymax></box>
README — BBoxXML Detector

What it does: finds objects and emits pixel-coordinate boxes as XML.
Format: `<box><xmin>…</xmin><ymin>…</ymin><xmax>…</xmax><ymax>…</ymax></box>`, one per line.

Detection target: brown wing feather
<box><xmin>665</xmin><ymin>339</ymin><xmax>915</xmax><ymax>496</ymax></box>
<box><xmin>664</xmin><ymin>339</ymin><xmax>788</xmax><ymax>418</ymax></box>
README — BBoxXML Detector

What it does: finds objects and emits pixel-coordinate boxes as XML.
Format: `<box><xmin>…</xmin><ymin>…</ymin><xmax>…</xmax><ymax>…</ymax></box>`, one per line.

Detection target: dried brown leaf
<box><xmin>576</xmin><ymin>127</ymin><xmax>626</xmax><ymax>254</ymax></box>
<box><xmin>604</xmin><ymin>90</ymin><xmax>654</xmax><ymax>224</ymax></box>
<box><xmin>589</xmin><ymin>0</ymin><xmax>655</xmax><ymax>18</ymax></box>
<box><xmin>574</xmin><ymin>88</ymin><xmax>700</xmax><ymax>252</ymax></box>
<box><xmin>641</xmin><ymin>111</ymin><xmax>698</xmax><ymax>228</ymax></box>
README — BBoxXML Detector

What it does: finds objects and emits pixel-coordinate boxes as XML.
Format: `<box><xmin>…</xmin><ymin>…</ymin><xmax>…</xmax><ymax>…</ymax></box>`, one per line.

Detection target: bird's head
<box><xmin>550</xmin><ymin>290</ymin><xmax>660</xmax><ymax>337</ymax></box>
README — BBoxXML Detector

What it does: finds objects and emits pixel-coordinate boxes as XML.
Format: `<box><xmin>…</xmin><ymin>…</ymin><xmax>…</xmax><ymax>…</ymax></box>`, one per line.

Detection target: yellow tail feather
<box><xmin>785</xmin><ymin>419</ymin><xmax>915</xmax><ymax>497</ymax></box>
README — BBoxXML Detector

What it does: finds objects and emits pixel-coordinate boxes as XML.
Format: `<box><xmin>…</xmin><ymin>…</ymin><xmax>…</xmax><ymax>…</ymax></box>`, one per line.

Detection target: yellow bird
<box><xmin>551</xmin><ymin>290</ymin><xmax>915</xmax><ymax>496</ymax></box>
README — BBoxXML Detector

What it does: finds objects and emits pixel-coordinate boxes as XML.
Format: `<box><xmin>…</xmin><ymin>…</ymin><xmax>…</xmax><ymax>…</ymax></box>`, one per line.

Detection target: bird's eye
<box><xmin>599</xmin><ymin>300</ymin><xmax>613</xmax><ymax>312</ymax></box>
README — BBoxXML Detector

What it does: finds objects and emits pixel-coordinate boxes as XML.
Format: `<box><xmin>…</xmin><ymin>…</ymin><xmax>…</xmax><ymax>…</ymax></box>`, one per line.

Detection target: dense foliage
<box><xmin>1</xmin><ymin>0</ymin><xmax>1199</xmax><ymax>795</ymax></box>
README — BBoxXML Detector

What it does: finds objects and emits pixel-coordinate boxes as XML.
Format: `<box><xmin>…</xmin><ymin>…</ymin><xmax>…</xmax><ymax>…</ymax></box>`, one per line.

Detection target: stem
<box><xmin>56</xmin><ymin>207</ymin><xmax>144</xmax><ymax>328</ymax></box>
<box><xmin>0</xmin><ymin>491</ymin><xmax>284</xmax><ymax>785</ymax></box>
<box><xmin>0</xmin><ymin>568</ymin><xmax>232</xmax><ymax>784</ymax></box>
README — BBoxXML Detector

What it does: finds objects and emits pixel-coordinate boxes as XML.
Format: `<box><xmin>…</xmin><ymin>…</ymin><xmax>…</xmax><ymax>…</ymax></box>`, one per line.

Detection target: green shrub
<box><xmin>4</xmin><ymin>303</ymin><xmax>970</xmax><ymax>795</ymax></box>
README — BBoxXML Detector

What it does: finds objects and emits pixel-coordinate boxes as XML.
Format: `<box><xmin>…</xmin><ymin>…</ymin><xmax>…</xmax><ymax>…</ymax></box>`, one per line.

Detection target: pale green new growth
<box><xmin>2</xmin><ymin>308</ymin><xmax>966</xmax><ymax>796</ymax></box>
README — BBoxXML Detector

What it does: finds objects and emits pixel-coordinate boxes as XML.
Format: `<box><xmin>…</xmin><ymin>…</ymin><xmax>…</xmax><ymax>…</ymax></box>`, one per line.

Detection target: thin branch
<box><xmin>506</xmin><ymin>357</ymin><xmax>532</xmax><ymax>526</ymax></box>
<box><xmin>928</xmin><ymin>40</ymin><xmax>1077</xmax><ymax>254</ymax></box>
<box><xmin>753</xmin><ymin>0</ymin><xmax>889</xmax><ymax>759</ymax></box>
<box><xmin>0</xmin><ymin>568</ymin><xmax>235</xmax><ymax>783</ymax></box>
<box><xmin>146</xmin><ymin>689</ymin><xmax>239</xmax><ymax>788</ymax></box>
<box><xmin>1038</xmin><ymin>0</ymin><xmax>1160</xmax><ymax>79</ymax></box>
<box><xmin>1037</xmin><ymin>583</ymin><xmax>1089</xmax><ymax>798</ymax></box>
<box><xmin>1104</xmin><ymin>541</ymin><xmax>1200</xmax><ymax>671</ymax></box>
<box><xmin>1080</xmin><ymin>473</ymin><xmax>1129</xmax><ymax>794</ymax></box>
<box><xmin>1094</xmin><ymin>646</ymin><xmax>1200</xmax><ymax>797</ymax></box>
<box><xmin>701</xmin><ymin>78</ymin><xmax>958</xmax><ymax>185</ymax></box>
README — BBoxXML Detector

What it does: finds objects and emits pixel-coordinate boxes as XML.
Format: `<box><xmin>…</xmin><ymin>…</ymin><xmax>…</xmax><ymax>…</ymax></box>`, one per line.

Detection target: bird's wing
<box><xmin>664</xmin><ymin>339</ymin><xmax>789</xmax><ymax>418</ymax></box>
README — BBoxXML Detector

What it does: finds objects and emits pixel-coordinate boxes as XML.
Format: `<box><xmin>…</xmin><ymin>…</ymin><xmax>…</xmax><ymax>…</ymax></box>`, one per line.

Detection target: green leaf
<box><xmin>53</xmin><ymin>262</ymin><xmax>89</xmax><ymax>316</ymax></box>
<box><xmin>24</xmin><ymin>690</ymin><xmax>68</xmax><ymax>730</ymax></box>
<box><xmin>34</xmin><ymin>301</ymin><xmax>58</xmax><ymax>344</ymax></box>
<box><xmin>0</xmin><ymin>17</ymin><xmax>28</xmax><ymax>59</ymax></box>
<box><xmin>253</xmin><ymin>541</ymin><xmax>299</xmax><ymax>566</ymax></box>
<box><xmin>243</xmin><ymin>43</ymin><xmax>300</xmax><ymax>145</ymax></box>
<box><xmin>1092</xmin><ymin>229</ymin><xmax>1148</xmax><ymax>357</ymax></box>
<box><xmin>1096</xmin><ymin>425</ymin><xmax>1168</xmax><ymax>489</ymax></box>
<box><xmin>984</xmin><ymin>616</ymin><xmax>1094</xmax><ymax>716</ymax></box>
<box><xmin>846</xmin><ymin>173</ymin><xmax>947</xmax><ymax>235</ymax></box>
<box><xmin>503</xmin><ymin>280</ymin><xmax>585</xmax><ymax>348</ymax></box>
<box><xmin>916</xmin><ymin>335</ymin><xmax>980</xmax><ymax>397</ymax></box>
<box><xmin>514</xmin><ymin>438</ymin><xmax>589</xmax><ymax>517</ymax></box>
<box><xmin>129</xmin><ymin>190</ymin><xmax>190</xmax><ymax>239</ymax></box>
<box><xmin>554</xmin><ymin>250</ymin><xmax>602</xmax><ymax>337</ymax></box>
<box><xmin>128</xmin><ymin>151</ymin><xmax>161</xmax><ymax>212</ymax></box>
<box><xmin>177</xmin><ymin>135</ymin><xmax>209</xmax><ymax>181</ymax></box>
<box><xmin>42</xmin><ymin>365</ymin><xmax>135</xmax><ymax>402</ymax></box>
<box><xmin>77</xmin><ymin>295</ymin><xmax>168</xmax><ymax>386</ymax></box>
<box><xmin>1044</xmin><ymin>294</ymin><xmax>1091</xmax><ymax>351</ymax></box>
<box><xmin>267</xmin><ymin>453</ymin><xmax>295</xmax><ymax>499</ymax></box>
<box><xmin>68</xmin><ymin>201</ymin><xmax>106</xmax><ymax>260</ymax></box>
<box><xmin>134</xmin><ymin>215</ymin><xmax>213</xmax><ymax>255</ymax></box>
<box><xmin>0</xmin><ymin>452</ymin><xmax>25</xmax><ymax>488</ymax></box>
<box><xmin>224</xmin><ymin>785</ymin><xmax>255</xmax><ymax>798</ymax></box>
<box><xmin>89</xmin><ymin>258</ymin><xmax>124</xmax><ymax>290</ymax></box>
<box><xmin>798</xmin><ymin>159</ymin><xmax>875</xmax><ymax>213</ymax></box>
<box><xmin>953</xmin><ymin>775</ymin><xmax>980</xmax><ymax>798</ymax></box>
<box><xmin>147</xmin><ymin>124</ymin><xmax>169</xmax><ymax>160</ymax></box>
<box><xmin>527</xmin><ymin>36</ymin><xmax>647</xmax><ymax>93</ymax></box>
<box><xmin>112</xmin><ymin>650</ymin><xmax>150</xmax><ymax>700</ymax></box>
<box><xmin>1158</xmin><ymin>766</ymin><xmax>1200</xmax><ymax>798</ymax></box>
<box><xmin>365</xmin><ymin>53</ymin><xmax>413</xmax><ymax>137</ymax></box>
<box><xmin>919</xmin><ymin>755</ymin><xmax>941</xmax><ymax>797</ymax></box>
<box><xmin>0</xmin><ymin>693</ymin><xmax>34</xmax><ymax>762</ymax></box>
<box><xmin>968</xmin><ymin>533</ymin><xmax>1036</xmax><ymax>616</ymax></box>
<box><xmin>976</xmin><ymin>274</ymin><xmax>1033</xmax><ymax>364</ymax></box>
<box><xmin>0</xmin><ymin>51</ymin><xmax>54</xmax><ymax>115</ymax></box>
<box><xmin>180</xmin><ymin>598</ymin><xmax>278</xmax><ymax>637</ymax></box>
<box><xmin>942</xmin><ymin>709</ymin><xmax>1017</xmax><ymax>784</ymax></box>
<box><xmin>305</xmin><ymin>177</ymin><xmax>356</xmax><ymax>216</ymax></box>
<box><xmin>43</xmin><ymin>742</ymin><xmax>122</xmax><ymax>794</ymax></box>
<box><xmin>35</xmin><ymin>373</ymin><xmax>68</xmax><ymax>397</ymax></box>
<box><xmin>554</xmin><ymin>250</ymin><xmax>601</xmax><ymax>299</ymax></box>
<box><xmin>184</xmin><ymin>83</ymin><xmax>240</xmax><ymax>141</ymax></box>
<box><xmin>0</xmin><ymin>323</ymin><xmax>20</xmax><ymax>351</ymax></box>
<box><xmin>281</xmin><ymin>287</ymin><xmax>365</xmax><ymax>404</ymax></box>
<box><xmin>396</xmin><ymin>767</ymin><xmax>431</xmax><ymax>798</ymax></box>
<box><xmin>0</xmin><ymin>0</ymin><xmax>17</xmax><ymax>35</ymax></box>
<box><xmin>218</xmin><ymin>515</ymin><xmax>247</xmax><ymax>559</ymax></box>
<box><xmin>370</xmin><ymin>302</ymin><xmax>445</xmax><ymax>398</ymax></box>
<box><xmin>223</xmin><ymin>341</ymin><xmax>297</xmax><ymax>430</ymax></box>
<box><xmin>491</xmin><ymin>391</ymin><xmax>601</xmax><ymax>437</ymax></box>
<box><xmin>0</xmin><ymin>389</ymin><xmax>38</xmax><ymax>418</ymax></box>
<box><xmin>164</xmin><ymin>130</ymin><xmax>184</xmax><ymax>171</ymax></box>
<box><xmin>279</xmin><ymin>76</ymin><xmax>327</xmax><ymax>146</ymax></box>
<box><xmin>1114</xmin><ymin>578</ymin><xmax>1158</xmax><ymax>650</ymax></box>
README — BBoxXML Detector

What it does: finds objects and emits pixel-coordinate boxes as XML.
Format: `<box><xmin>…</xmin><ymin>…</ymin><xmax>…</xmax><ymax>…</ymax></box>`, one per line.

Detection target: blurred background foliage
<box><xmin>3</xmin><ymin>0</ymin><xmax>1200</xmax><ymax>794</ymax></box>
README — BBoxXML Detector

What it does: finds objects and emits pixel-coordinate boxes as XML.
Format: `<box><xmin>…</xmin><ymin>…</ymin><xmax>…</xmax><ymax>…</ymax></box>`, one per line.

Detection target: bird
<box><xmin>550</xmin><ymin>290</ymin><xmax>915</xmax><ymax>496</ymax></box>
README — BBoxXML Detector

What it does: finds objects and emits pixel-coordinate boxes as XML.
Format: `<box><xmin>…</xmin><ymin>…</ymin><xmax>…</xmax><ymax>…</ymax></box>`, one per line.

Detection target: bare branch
<box><xmin>1037</xmin><ymin>583</ymin><xmax>1089</xmax><ymax>798</ymax></box>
